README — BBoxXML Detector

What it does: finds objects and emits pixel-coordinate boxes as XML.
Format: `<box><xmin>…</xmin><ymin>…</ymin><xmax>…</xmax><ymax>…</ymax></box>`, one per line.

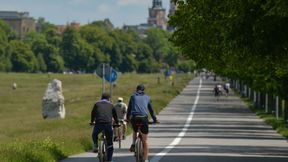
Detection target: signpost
<box><xmin>96</xmin><ymin>63</ymin><xmax>118</xmax><ymax>99</ymax></box>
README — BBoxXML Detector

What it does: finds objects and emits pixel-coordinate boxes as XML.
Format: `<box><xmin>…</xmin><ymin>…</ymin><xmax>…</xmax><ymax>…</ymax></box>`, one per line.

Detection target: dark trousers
<box><xmin>92</xmin><ymin>124</ymin><xmax>114</xmax><ymax>161</ymax></box>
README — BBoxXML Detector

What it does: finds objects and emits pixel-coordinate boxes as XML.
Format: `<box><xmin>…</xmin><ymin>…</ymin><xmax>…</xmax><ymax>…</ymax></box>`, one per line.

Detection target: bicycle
<box><xmin>134</xmin><ymin>121</ymin><xmax>157</xmax><ymax>162</ymax></box>
<box><xmin>98</xmin><ymin>129</ymin><xmax>108</xmax><ymax>162</ymax></box>
<box><xmin>91</xmin><ymin>124</ymin><xmax>120</xmax><ymax>162</ymax></box>
<box><xmin>113</xmin><ymin>123</ymin><xmax>124</xmax><ymax>148</ymax></box>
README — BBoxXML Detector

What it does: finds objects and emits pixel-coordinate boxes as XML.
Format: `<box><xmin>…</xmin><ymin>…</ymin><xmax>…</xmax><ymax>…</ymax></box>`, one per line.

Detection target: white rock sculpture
<box><xmin>42</xmin><ymin>79</ymin><xmax>65</xmax><ymax>119</ymax></box>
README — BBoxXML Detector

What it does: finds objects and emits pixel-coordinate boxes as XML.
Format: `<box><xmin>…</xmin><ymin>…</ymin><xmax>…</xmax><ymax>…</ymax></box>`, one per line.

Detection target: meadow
<box><xmin>0</xmin><ymin>72</ymin><xmax>193</xmax><ymax>162</ymax></box>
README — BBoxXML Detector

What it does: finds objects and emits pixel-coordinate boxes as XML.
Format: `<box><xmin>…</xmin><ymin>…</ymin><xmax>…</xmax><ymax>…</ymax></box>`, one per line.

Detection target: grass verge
<box><xmin>240</xmin><ymin>96</ymin><xmax>288</xmax><ymax>138</ymax></box>
<box><xmin>0</xmin><ymin>72</ymin><xmax>193</xmax><ymax>161</ymax></box>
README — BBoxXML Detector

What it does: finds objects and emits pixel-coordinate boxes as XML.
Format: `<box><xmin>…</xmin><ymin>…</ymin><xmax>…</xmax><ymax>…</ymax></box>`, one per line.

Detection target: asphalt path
<box><xmin>60</xmin><ymin>77</ymin><xmax>288</xmax><ymax>162</ymax></box>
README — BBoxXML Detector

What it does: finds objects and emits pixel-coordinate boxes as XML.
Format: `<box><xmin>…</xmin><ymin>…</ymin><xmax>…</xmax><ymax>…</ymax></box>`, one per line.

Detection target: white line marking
<box><xmin>150</xmin><ymin>79</ymin><xmax>202</xmax><ymax>162</ymax></box>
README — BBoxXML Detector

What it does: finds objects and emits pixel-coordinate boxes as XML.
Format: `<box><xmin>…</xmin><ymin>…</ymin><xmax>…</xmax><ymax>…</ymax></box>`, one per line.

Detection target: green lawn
<box><xmin>0</xmin><ymin>72</ymin><xmax>193</xmax><ymax>162</ymax></box>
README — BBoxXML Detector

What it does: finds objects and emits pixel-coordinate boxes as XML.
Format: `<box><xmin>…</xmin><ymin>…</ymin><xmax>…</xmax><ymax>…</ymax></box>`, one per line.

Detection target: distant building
<box><xmin>0</xmin><ymin>11</ymin><xmax>35</xmax><ymax>38</ymax></box>
<box><xmin>123</xmin><ymin>23</ymin><xmax>156</xmax><ymax>37</ymax></box>
<box><xmin>123</xmin><ymin>0</ymin><xmax>178</xmax><ymax>34</ymax></box>
<box><xmin>56</xmin><ymin>21</ymin><xmax>81</xmax><ymax>34</ymax></box>
<box><xmin>167</xmin><ymin>2</ymin><xmax>177</xmax><ymax>32</ymax></box>
<box><xmin>147</xmin><ymin>0</ymin><xmax>167</xmax><ymax>30</ymax></box>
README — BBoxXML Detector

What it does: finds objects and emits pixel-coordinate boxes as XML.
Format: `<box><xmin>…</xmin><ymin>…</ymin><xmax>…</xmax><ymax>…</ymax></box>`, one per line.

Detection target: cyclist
<box><xmin>90</xmin><ymin>92</ymin><xmax>118</xmax><ymax>162</ymax></box>
<box><xmin>223</xmin><ymin>82</ymin><xmax>230</xmax><ymax>96</ymax></box>
<box><xmin>214</xmin><ymin>84</ymin><xmax>221</xmax><ymax>101</ymax></box>
<box><xmin>126</xmin><ymin>84</ymin><xmax>159</xmax><ymax>162</ymax></box>
<box><xmin>113</xmin><ymin>97</ymin><xmax>127</xmax><ymax>140</ymax></box>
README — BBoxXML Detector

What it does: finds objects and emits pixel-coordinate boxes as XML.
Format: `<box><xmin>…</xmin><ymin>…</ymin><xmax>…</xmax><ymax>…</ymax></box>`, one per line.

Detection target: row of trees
<box><xmin>0</xmin><ymin>18</ymin><xmax>195</xmax><ymax>73</ymax></box>
<box><xmin>169</xmin><ymin>0</ymin><xmax>288</xmax><ymax>104</ymax></box>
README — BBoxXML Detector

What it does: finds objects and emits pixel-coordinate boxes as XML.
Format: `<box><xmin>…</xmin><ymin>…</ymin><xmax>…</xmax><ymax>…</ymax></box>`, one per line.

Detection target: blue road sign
<box><xmin>105</xmin><ymin>68</ymin><xmax>118</xmax><ymax>83</ymax></box>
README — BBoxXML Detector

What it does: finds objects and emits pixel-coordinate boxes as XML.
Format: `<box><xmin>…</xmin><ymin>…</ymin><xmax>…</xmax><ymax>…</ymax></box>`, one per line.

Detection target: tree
<box><xmin>0</xmin><ymin>20</ymin><xmax>17</xmax><ymax>40</ymax></box>
<box><xmin>145</xmin><ymin>28</ymin><xmax>170</xmax><ymax>63</ymax></box>
<box><xmin>169</xmin><ymin>0</ymin><xmax>288</xmax><ymax>100</ymax></box>
<box><xmin>9</xmin><ymin>40</ymin><xmax>38</xmax><ymax>72</ymax></box>
<box><xmin>25</xmin><ymin>32</ymin><xmax>64</xmax><ymax>72</ymax></box>
<box><xmin>0</xmin><ymin>30</ymin><xmax>11</xmax><ymax>71</ymax></box>
<box><xmin>36</xmin><ymin>53</ymin><xmax>47</xmax><ymax>72</ymax></box>
<box><xmin>61</xmin><ymin>27</ymin><xmax>94</xmax><ymax>71</ymax></box>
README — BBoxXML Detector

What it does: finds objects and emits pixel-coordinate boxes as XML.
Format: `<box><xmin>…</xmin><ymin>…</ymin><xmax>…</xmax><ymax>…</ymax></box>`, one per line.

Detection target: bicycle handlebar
<box><xmin>148</xmin><ymin>121</ymin><xmax>159</xmax><ymax>124</ymax></box>
<box><xmin>89</xmin><ymin>123</ymin><xmax>121</xmax><ymax>128</ymax></box>
<box><xmin>125</xmin><ymin>119</ymin><xmax>160</xmax><ymax>124</ymax></box>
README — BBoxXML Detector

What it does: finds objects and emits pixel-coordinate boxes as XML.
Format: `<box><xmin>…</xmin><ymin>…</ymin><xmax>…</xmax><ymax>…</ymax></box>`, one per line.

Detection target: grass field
<box><xmin>0</xmin><ymin>72</ymin><xmax>193</xmax><ymax>162</ymax></box>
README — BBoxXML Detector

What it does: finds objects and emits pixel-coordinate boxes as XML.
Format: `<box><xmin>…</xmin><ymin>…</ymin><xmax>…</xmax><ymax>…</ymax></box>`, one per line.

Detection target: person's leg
<box><xmin>129</xmin><ymin>118</ymin><xmax>137</xmax><ymax>152</ymax></box>
<box><xmin>142</xmin><ymin>133</ymin><xmax>149</xmax><ymax>161</ymax></box>
<box><xmin>139</xmin><ymin>117</ymin><xmax>149</xmax><ymax>161</ymax></box>
<box><xmin>104</xmin><ymin>125</ymin><xmax>114</xmax><ymax>161</ymax></box>
<box><xmin>92</xmin><ymin>126</ymin><xmax>101</xmax><ymax>152</ymax></box>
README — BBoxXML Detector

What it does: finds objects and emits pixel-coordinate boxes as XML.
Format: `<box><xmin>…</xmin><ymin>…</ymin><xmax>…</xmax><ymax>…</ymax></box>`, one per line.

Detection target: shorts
<box><xmin>131</xmin><ymin>116</ymin><xmax>149</xmax><ymax>134</ymax></box>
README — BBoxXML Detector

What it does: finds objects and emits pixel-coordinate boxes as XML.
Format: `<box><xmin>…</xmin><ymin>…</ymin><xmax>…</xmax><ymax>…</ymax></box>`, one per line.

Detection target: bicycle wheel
<box><xmin>118</xmin><ymin>126</ymin><xmax>122</xmax><ymax>148</ymax></box>
<box><xmin>102</xmin><ymin>140</ymin><xmax>107</xmax><ymax>162</ymax></box>
<box><xmin>135</xmin><ymin>138</ymin><xmax>144</xmax><ymax>162</ymax></box>
<box><xmin>98</xmin><ymin>141</ymin><xmax>104</xmax><ymax>162</ymax></box>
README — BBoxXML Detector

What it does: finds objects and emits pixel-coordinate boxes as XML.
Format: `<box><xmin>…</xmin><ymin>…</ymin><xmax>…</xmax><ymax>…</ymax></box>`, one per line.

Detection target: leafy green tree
<box><xmin>177</xmin><ymin>60</ymin><xmax>196</xmax><ymax>73</ymax></box>
<box><xmin>25</xmin><ymin>32</ymin><xmax>64</xmax><ymax>72</ymax></box>
<box><xmin>61</xmin><ymin>27</ymin><xmax>94</xmax><ymax>71</ymax></box>
<box><xmin>0</xmin><ymin>30</ymin><xmax>11</xmax><ymax>71</ymax></box>
<box><xmin>145</xmin><ymin>28</ymin><xmax>170</xmax><ymax>63</ymax></box>
<box><xmin>9</xmin><ymin>40</ymin><xmax>38</xmax><ymax>72</ymax></box>
<box><xmin>169</xmin><ymin>0</ymin><xmax>288</xmax><ymax>100</ymax></box>
<box><xmin>0</xmin><ymin>20</ymin><xmax>17</xmax><ymax>40</ymax></box>
<box><xmin>111</xmin><ymin>29</ymin><xmax>138</xmax><ymax>72</ymax></box>
<box><xmin>120</xmin><ymin>54</ymin><xmax>138</xmax><ymax>72</ymax></box>
<box><xmin>138</xmin><ymin>59</ymin><xmax>159</xmax><ymax>73</ymax></box>
<box><xmin>36</xmin><ymin>53</ymin><xmax>47</xmax><ymax>72</ymax></box>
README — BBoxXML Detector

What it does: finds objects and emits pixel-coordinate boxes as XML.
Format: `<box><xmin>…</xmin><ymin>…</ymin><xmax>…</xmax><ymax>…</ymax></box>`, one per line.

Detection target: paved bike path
<box><xmin>60</xmin><ymin>77</ymin><xmax>288</xmax><ymax>162</ymax></box>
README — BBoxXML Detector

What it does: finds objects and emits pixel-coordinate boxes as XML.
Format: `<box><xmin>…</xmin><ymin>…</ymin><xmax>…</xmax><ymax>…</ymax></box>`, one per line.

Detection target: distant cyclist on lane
<box><xmin>126</xmin><ymin>84</ymin><xmax>159</xmax><ymax>162</ymax></box>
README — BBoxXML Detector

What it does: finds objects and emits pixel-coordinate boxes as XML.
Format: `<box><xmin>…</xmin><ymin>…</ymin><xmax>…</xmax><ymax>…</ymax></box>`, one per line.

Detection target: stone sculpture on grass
<box><xmin>42</xmin><ymin>79</ymin><xmax>65</xmax><ymax>119</ymax></box>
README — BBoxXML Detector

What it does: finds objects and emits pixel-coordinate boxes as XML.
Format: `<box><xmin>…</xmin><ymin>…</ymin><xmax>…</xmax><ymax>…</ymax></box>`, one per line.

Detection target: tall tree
<box><xmin>145</xmin><ymin>28</ymin><xmax>170</xmax><ymax>63</ymax></box>
<box><xmin>0</xmin><ymin>30</ymin><xmax>11</xmax><ymax>71</ymax></box>
<box><xmin>61</xmin><ymin>27</ymin><xmax>94</xmax><ymax>71</ymax></box>
<box><xmin>9</xmin><ymin>40</ymin><xmax>38</xmax><ymax>72</ymax></box>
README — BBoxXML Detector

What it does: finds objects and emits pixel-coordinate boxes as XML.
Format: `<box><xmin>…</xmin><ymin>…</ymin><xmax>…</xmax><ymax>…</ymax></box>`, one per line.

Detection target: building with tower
<box><xmin>147</xmin><ymin>0</ymin><xmax>167</xmax><ymax>30</ymax></box>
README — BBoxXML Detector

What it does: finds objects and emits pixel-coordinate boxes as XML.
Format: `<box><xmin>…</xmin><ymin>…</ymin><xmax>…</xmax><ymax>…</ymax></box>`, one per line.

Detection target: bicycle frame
<box><xmin>114</xmin><ymin>124</ymin><xmax>123</xmax><ymax>148</ymax></box>
<box><xmin>98</xmin><ymin>130</ymin><xmax>108</xmax><ymax>162</ymax></box>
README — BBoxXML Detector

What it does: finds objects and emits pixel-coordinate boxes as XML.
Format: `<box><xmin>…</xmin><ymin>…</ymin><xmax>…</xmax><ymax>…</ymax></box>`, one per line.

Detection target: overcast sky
<box><xmin>0</xmin><ymin>0</ymin><xmax>171</xmax><ymax>28</ymax></box>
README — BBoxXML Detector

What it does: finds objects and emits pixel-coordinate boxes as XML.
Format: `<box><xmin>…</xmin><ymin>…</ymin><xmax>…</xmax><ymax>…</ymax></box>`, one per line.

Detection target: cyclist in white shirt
<box><xmin>114</xmin><ymin>97</ymin><xmax>127</xmax><ymax>139</ymax></box>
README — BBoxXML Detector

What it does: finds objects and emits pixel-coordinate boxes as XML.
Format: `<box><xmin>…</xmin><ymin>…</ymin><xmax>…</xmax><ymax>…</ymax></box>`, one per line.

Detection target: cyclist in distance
<box><xmin>214</xmin><ymin>84</ymin><xmax>221</xmax><ymax>101</ymax></box>
<box><xmin>113</xmin><ymin>97</ymin><xmax>127</xmax><ymax>140</ymax></box>
<box><xmin>90</xmin><ymin>92</ymin><xmax>118</xmax><ymax>162</ymax></box>
<box><xmin>126</xmin><ymin>84</ymin><xmax>159</xmax><ymax>162</ymax></box>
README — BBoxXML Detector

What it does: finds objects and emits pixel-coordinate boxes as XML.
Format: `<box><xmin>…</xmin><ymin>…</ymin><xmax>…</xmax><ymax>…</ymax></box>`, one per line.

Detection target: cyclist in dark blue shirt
<box><xmin>126</xmin><ymin>84</ymin><xmax>159</xmax><ymax>162</ymax></box>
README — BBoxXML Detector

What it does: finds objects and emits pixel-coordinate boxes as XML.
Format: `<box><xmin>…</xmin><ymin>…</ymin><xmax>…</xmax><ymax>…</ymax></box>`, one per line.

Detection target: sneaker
<box><xmin>145</xmin><ymin>160</ymin><xmax>149</xmax><ymax>162</ymax></box>
<box><xmin>129</xmin><ymin>144</ymin><xmax>135</xmax><ymax>152</ymax></box>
